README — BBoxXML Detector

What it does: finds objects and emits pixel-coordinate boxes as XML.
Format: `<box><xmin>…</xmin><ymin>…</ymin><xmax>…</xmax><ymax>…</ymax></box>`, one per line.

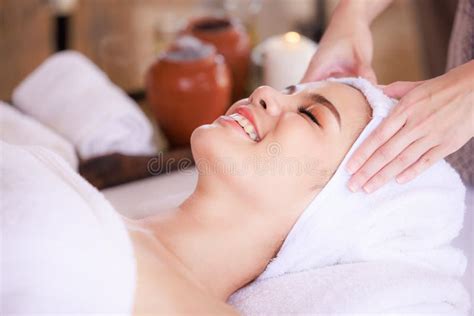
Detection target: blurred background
<box><xmin>0</xmin><ymin>0</ymin><xmax>458</xmax><ymax>101</ymax></box>
<box><xmin>0</xmin><ymin>0</ymin><xmax>460</xmax><ymax>187</ymax></box>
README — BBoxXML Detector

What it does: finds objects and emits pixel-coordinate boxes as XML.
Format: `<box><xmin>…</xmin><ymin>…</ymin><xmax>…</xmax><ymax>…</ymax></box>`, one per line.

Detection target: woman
<box><xmin>2</xmin><ymin>80</ymin><xmax>372</xmax><ymax>315</ymax></box>
<box><xmin>129</xmin><ymin>80</ymin><xmax>372</xmax><ymax>313</ymax></box>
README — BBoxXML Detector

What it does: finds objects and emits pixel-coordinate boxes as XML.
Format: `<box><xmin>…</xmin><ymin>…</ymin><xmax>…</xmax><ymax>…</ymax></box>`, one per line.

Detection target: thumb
<box><xmin>383</xmin><ymin>81</ymin><xmax>425</xmax><ymax>99</ymax></box>
<box><xmin>357</xmin><ymin>64</ymin><xmax>377</xmax><ymax>84</ymax></box>
<box><xmin>300</xmin><ymin>63</ymin><xmax>328</xmax><ymax>83</ymax></box>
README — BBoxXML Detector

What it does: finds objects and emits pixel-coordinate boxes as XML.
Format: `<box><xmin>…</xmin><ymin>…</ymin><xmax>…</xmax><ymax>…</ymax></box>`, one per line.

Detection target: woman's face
<box><xmin>191</xmin><ymin>81</ymin><xmax>371</xmax><ymax>217</ymax></box>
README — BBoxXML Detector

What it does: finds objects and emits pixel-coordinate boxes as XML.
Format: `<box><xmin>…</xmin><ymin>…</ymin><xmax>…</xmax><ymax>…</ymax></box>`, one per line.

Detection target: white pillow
<box><xmin>0</xmin><ymin>101</ymin><xmax>78</xmax><ymax>169</ymax></box>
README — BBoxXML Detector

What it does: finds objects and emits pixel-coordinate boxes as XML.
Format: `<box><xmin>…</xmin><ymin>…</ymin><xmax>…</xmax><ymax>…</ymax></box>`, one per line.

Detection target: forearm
<box><xmin>331</xmin><ymin>0</ymin><xmax>394</xmax><ymax>26</ymax></box>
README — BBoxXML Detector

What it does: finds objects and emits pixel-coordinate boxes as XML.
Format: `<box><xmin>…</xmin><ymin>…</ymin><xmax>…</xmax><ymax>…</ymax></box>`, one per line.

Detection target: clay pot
<box><xmin>185</xmin><ymin>16</ymin><xmax>250</xmax><ymax>101</ymax></box>
<box><xmin>146</xmin><ymin>36</ymin><xmax>231</xmax><ymax>147</ymax></box>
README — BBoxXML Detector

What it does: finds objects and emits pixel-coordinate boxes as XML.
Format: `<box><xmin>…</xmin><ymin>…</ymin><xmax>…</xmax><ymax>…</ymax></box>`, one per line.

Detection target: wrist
<box><xmin>464</xmin><ymin>60</ymin><xmax>474</xmax><ymax>74</ymax></box>
<box><xmin>334</xmin><ymin>0</ymin><xmax>392</xmax><ymax>25</ymax></box>
<box><xmin>447</xmin><ymin>61</ymin><xmax>474</xmax><ymax>137</ymax></box>
<box><xmin>448</xmin><ymin>60</ymin><xmax>474</xmax><ymax>88</ymax></box>
<box><xmin>323</xmin><ymin>4</ymin><xmax>369</xmax><ymax>42</ymax></box>
<box><xmin>332</xmin><ymin>0</ymin><xmax>371</xmax><ymax>27</ymax></box>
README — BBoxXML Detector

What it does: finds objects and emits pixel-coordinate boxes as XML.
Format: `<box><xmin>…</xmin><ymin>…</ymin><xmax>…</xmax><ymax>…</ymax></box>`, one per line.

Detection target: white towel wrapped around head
<box><xmin>259</xmin><ymin>77</ymin><xmax>467</xmax><ymax>280</ymax></box>
<box><xmin>12</xmin><ymin>51</ymin><xmax>157</xmax><ymax>160</ymax></box>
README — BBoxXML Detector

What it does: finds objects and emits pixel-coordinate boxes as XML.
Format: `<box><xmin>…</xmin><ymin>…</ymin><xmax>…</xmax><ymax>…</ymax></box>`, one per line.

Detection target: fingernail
<box><xmin>348</xmin><ymin>181</ymin><xmax>360</xmax><ymax>192</ymax></box>
<box><xmin>396</xmin><ymin>175</ymin><xmax>409</xmax><ymax>184</ymax></box>
<box><xmin>346</xmin><ymin>162</ymin><xmax>358</xmax><ymax>174</ymax></box>
<box><xmin>363</xmin><ymin>183</ymin><xmax>375</xmax><ymax>193</ymax></box>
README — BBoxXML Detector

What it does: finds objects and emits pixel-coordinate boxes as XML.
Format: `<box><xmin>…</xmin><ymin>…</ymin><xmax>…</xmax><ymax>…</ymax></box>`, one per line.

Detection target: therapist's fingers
<box><xmin>345</xmin><ymin>111</ymin><xmax>408</xmax><ymax>175</ymax></box>
<box><xmin>395</xmin><ymin>145</ymin><xmax>445</xmax><ymax>184</ymax></box>
<box><xmin>346</xmin><ymin>121</ymin><xmax>416</xmax><ymax>192</ymax></box>
<box><xmin>383</xmin><ymin>81</ymin><xmax>425</xmax><ymax>99</ymax></box>
<box><xmin>360</xmin><ymin>137</ymin><xmax>435</xmax><ymax>193</ymax></box>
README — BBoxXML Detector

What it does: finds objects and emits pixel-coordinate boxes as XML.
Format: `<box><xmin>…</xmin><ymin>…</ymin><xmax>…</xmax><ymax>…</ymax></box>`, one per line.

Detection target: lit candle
<box><xmin>49</xmin><ymin>0</ymin><xmax>79</xmax><ymax>51</ymax></box>
<box><xmin>256</xmin><ymin>32</ymin><xmax>317</xmax><ymax>90</ymax></box>
<box><xmin>49</xmin><ymin>0</ymin><xmax>78</xmax><ymax>15</ymax></box>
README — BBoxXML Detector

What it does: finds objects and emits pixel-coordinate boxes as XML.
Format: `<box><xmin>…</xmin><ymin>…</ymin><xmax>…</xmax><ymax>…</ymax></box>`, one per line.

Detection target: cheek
<box><xmin>258</xmin><ymin>115</ymin><xmax>338</xmax><ymax>190</ymax></box>
<box><xmin>254</xmin><ymin>116</ymin><xmax>327</xmax><ymax>186</ymax></box>
<box><xmin>269</xmin><ymin>114</ymin><xmax>325</xmax><ymax>160</ymax></box>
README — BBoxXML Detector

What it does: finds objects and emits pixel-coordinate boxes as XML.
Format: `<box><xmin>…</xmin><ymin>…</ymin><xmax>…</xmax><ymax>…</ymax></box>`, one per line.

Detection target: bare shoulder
<box><xmin>127</xmin><ymin>226</ymin><xmax>239</xmax><ymax>315</ymax></box>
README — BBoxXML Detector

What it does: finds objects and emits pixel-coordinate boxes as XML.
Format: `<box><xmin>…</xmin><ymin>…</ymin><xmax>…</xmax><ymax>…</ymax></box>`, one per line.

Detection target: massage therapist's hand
<box><xmin>301</xmin><ymin>16</ymin><xmax>375</xmax><ymax>83</ymax></box>
<box><xmin>346</xmin><ymin>60</ymin><xmax>474</xmax><ymax>193</ymax></box>
<box><xmin>301</xmin><ymin>0</ymin><xmax>392</xmax><ymax>83</ymax></box>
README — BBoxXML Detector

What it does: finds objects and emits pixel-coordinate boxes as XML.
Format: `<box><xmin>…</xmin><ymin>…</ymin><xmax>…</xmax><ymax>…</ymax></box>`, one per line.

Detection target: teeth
<box><xmin>229</xmin><ymin>113</ymin><xmax>259</xmax><ymax>142</ymax></box>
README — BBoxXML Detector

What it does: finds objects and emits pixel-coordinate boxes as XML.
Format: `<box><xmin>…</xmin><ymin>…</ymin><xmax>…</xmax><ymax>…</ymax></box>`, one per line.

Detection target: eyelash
<box><xmin>298</xmin><ymin>106</ymin><xmax>320</xmax><ymax>126</ymax></box>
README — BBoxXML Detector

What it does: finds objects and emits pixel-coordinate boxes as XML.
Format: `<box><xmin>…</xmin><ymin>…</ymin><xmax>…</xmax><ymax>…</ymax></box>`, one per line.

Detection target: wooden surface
<box><xmin>71</xmin><ymin>0</ymin><xmax>141</xmax><ymax>91</ymax></box>
<box><xmin>70</xmin><ymin>0</ymin><xmax>201</xmax><ymax>92</ymax></box>
<box><xmin>370</xmin><ymin>0</ymin><xmax>426</xmax><ymax>83</ymax></box>
<box><xmin>0</xmin><ymin>0</ymin><xmax>53</xmax><ymax>100</ymax></box>
<box><xmin>79</xmin><ymin>148</ymin><xmax>194</xmax><ymax>189</ymax></box>
<box><xmin>0</xmin><ymin>0</ymin><xmax>202</xmax><ymax>98</ymax></box>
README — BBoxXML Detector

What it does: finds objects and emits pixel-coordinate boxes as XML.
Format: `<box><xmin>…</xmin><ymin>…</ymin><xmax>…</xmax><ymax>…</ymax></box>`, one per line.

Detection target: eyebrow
<box><xmin>309</xmin><ymin>93</ymin><xmax>341</xmax><ymax>128</ymax></box>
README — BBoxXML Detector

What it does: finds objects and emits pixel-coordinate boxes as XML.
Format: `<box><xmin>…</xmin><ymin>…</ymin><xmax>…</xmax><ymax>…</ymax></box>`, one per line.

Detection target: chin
<box><xmin>190</xmin><ymin>124</ymin><xmax>219</xmax><ymax>160</ymax></box>
<box><xmin>191</xmin><ymin>123</ymin><xmax>233</xmax><ymax>169</ymax></box>
<box><xmin>190</xmin><ymin>121</ymin><xmax>253</xmax><ymax>182</ymax></box>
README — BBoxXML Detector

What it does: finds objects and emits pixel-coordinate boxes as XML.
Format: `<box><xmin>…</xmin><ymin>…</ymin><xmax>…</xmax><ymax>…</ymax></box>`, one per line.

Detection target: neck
<box><xmin>140</xmin><ymin>180</ymin><xmax>290</xmax><ymax>301</ymax></box>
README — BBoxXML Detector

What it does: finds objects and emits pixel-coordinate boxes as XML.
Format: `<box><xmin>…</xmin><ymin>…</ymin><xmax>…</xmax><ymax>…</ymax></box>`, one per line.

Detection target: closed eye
<box><xmin>298</xmin><ymin>106</ymin><xmax>320</xmax><ymax>126</ymax></box>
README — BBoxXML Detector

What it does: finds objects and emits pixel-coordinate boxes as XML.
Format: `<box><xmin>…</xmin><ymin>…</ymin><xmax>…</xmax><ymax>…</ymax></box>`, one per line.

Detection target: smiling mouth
<box><xmin>227</xmin><ymin>113</ymin><xmax>260</xmax><ymax>142</ymax></box>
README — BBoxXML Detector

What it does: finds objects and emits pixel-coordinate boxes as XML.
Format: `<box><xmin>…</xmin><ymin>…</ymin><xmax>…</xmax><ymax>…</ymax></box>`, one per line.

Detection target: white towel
<box><xmin>0</xmin><ymin>141</ymin><xmax>136</xmax><ymax>314</ymax></box>
<box><xmin>230</xmin><ymin>261</ymin><xmax>471</xmax><ymax>315</ymax></box>
<box><xmin>12</xmin><ymin>51</ymin><xmax>157</xmax><ymax>160</ymax></box>
<box><xmin>0</xmin><ymin>101</ymin><xmax>78</xmax><ymax>169</ymax></box>
<box><xmin>260</xmin><ymin>77</ymin><xmax>467</xmax><ymax>280</ymax></box>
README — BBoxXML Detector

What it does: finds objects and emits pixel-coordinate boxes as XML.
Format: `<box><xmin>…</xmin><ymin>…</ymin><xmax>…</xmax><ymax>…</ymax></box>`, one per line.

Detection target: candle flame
<box><xmin>284</xmin><ymin>32</ymin><xmax>301</xmax><ymax>44</ymax></box>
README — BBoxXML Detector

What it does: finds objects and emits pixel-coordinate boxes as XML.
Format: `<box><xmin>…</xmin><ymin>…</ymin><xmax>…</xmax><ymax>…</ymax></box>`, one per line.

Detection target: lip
<box><xmin>217</xmin><ymin>115</ymin><xmax>252</xmax><ymax>140</ymax></box>
<box><xmin>233</xmin><ymin>106</ymin><xmax>261</xmax><ymax>139</ymax></box>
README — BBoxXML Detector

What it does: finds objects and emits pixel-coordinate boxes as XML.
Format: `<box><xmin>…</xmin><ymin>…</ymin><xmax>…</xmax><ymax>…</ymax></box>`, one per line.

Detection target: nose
<box><xmin>249</xmin><ymin>85</ymin><xmax>283</xmax><ymax>116</ymax></box>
